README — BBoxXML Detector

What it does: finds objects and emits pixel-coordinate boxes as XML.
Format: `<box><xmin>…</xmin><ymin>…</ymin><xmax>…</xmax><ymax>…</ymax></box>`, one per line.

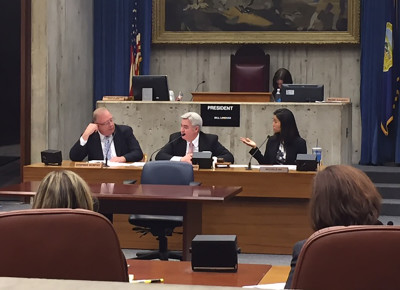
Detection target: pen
<box><xmin>131</xmin><ymin>278</ymin><xmax>164</xmax><ymax>284</ymax></box>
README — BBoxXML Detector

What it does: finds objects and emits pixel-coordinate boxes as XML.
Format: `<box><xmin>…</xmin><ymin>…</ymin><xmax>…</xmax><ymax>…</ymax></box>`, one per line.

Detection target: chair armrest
<box><xmin>189</xmin><ymin>181</ymin><xmax>202</xmax><ymax>186</ymax></box>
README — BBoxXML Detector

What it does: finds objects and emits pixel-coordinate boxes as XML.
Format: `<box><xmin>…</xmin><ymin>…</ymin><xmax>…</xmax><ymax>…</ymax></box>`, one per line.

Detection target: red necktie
<box><xmin>188</xmin><ymin>142</ymin><xmax>194</xmax><ymax>154</ymax></box>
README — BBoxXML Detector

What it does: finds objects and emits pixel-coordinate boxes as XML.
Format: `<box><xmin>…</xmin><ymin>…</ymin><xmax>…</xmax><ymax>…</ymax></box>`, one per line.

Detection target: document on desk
<box><xmin>230</xmin><ymin>164</ymin><xmax>296</xmax><ymax>171</ymax></box>
<box><xmin>243</xmin><ymin>282</ymin><xmax>285</xmax><ymax>289</ymax></box>
<box><xmin>88</xmin><ymin>161</ymin><xmax>145</xmax><ymax>167</ymax></box>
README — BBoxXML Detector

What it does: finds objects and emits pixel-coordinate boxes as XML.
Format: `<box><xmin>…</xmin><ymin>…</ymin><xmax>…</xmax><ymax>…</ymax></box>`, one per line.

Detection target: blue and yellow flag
<box><xmin>381</xmin><ymin>0</ymin><xmax>399</xmax><ymax>136</ymax></box>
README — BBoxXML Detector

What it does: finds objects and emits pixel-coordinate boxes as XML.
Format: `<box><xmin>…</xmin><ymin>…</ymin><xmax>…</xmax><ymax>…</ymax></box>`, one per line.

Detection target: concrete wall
<box><xmin>30</xmin><ymin>2</ymin><xmax>361</xmax><ymax>165</ymax></box>
<box><xmin>151</xmin><ymin>45</ymin><xmax>361</xmax><ymax>164</ymax></box>
<box><xmin>31</xmin><ymin>0</ymin><xmax>93</xmax><ymax>163</ymax></box>
<box><xmin>98</xmin><ymin>101</ymin><xmax>352</xmax><ymax>166</ymax></box>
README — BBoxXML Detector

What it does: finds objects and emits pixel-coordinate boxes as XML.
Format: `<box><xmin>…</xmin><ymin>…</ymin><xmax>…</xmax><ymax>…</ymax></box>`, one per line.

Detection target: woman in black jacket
<box><xmin>240</xmin><ymin>108</ymin><xmax>306</xmax><ymax>165</ymax></box>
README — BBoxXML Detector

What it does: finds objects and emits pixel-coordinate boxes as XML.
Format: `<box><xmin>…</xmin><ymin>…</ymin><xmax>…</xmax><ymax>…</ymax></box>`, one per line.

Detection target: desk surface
<box><xmin>22</xmin><ymin>161</ymin><xmax>314</xmax><ymax>254</ymax></box>
<box><xmin>127</xmin><ymin>260</ymin><xmax>270</xmax><ymax>287</ymax></box>
<box><xmin>0</xmin><ymin>182</ymin><xmax>241</xmax><ymax>203</ymax></box>
<box><xmin>0</xmin><ymin>182</ymin><xmax>242</xmax><ymax>261</ymax></box>
<box><xmin>24</xmin><ymin>161</ymin><xmax>316</xmax><ymax>198</ymax></box>
<box><xmin>191</xmin><ymin>92</ymin><xmax>272</xmax><ymax>102</ymax></box>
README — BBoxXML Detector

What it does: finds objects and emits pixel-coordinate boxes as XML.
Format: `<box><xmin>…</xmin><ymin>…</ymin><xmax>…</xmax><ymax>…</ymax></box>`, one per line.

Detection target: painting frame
<box><xmin>152</xmin><ymin>0</ymin><xmax>360</xmax><ymax>44</ymax></box>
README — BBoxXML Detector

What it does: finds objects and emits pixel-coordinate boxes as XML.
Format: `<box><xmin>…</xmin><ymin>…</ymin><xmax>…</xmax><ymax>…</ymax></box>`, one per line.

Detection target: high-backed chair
<box><xmin>129</xmin><ymin>161</ymin><xmax>197</xmax><ymax>260</ymax></box>
<box><xmin>0</xmin><ymin>208</ymin><xmax>128</xmax><ymax>282</ymax></box>
<box><xmin>291</xmin><ymin>225</ymin><xmax>400</xmax><ymax>290</ymax></box>
<box><xmin>230</xmin><ymin>45</ymin><xmax>270</xmax><ymax>92</ymax></box>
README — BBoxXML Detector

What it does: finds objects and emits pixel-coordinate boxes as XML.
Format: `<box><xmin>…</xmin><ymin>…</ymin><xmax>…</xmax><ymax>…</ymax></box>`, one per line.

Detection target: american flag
<box><xmin>129</xmin><ymin>1</ymin><xmax>142</xmax><ymax>97</ymax></box>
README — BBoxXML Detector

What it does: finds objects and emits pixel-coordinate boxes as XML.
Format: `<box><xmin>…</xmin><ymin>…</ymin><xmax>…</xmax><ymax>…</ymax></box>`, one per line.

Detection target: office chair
<box><xmin>0</xmin><ymin>208</ymin><xmax>128</xmax><ymax>282</ymax></box>
<box><xmin>291</xmin><ymin>225</ymin><xmax>400</xmax><ymax>290</ymax></box>
<box><xmin>230</xmin><ymin>44</ymin><xmax>270</xmax><ymax>92</ymax></box>
<box><xmin>129</xmin><ymin>161</ymin><xmax>198</xmax><ymax>260</ymax></box>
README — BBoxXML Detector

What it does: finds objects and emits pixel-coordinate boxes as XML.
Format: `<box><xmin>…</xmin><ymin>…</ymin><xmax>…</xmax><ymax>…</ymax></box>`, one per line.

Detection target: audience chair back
<box><xmin>141</xmin><ymin>161</ymin><xmax>194</xmax><ymax>185</ymax></box>
<box><xmin>230</xmin><ymin>44</ymin><xmax>270</xmax><ymax>92</ymax></box>
<box><xmin>0</xmin><ymin>208</ymin><xmax>128</xmax><ymax>282</ymax></box>
<box><xmin>291</xmin><ymin>225</ymin><xmax>400</xmax><ymax>290</ymax></box>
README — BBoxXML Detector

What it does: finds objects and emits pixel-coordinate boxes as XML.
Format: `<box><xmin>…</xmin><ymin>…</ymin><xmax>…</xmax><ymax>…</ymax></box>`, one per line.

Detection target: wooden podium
<box><xmin>191</xmin><ymin>92</ymin><xmax>271</xmax><ymax>102</ymax></box>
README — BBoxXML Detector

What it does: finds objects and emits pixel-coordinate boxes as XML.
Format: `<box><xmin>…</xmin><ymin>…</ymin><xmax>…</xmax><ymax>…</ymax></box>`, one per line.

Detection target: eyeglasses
<box><xmin>96</xmin><ymin>118</ymin><xmax>114</xmax><ymax>126</ymax></box>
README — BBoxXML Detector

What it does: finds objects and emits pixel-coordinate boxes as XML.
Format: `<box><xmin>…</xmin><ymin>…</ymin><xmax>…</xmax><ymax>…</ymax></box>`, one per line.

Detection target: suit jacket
<box><xmin>69</xmin><ymin>124</ymin><xmax>143</xmax><ymax>162</ymax></box>
<box><xmin>155</xmin><ymin>131</ymin><xmax>234</xmax><ymax>163</ymax></box>
<box><xmin>249</xmin><ymin>135</ymin><xmax>307</xmax><ymax>165</ymax></box>
<box><xmin>285</xmin><ymin>239</ymin><xmax>306</xmax><ymax>289</ymax></box>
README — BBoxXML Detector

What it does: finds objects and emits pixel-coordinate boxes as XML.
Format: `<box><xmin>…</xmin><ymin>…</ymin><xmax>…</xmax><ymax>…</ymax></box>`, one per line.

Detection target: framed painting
<box><xmin>152</xmin><ymin>0</ymin><xmax>360</xmax><ymax>44</ymax></box>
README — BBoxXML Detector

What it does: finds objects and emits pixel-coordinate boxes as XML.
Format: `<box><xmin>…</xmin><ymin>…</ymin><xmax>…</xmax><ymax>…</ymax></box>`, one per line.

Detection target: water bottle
<box><xmin>275</xmin><ymin>88</ymin><xmax>281</xmax><ymax>102</ymax></box>
<box><xmin>176</xmin><ymin>91</ymin><xmax>183</xmax><ymax>101</ymax></box>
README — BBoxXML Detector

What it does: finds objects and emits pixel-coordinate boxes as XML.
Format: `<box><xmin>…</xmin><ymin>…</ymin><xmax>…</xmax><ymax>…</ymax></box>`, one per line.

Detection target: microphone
<box><xmin>190</xmin><ymin>80</ymin><xmax>206</xmax><ymax>101</ymax></box>
<box><xmin>247</xmin><ymin>135</ymin><xmax>270</xmax><ymax>170</ymax></box>
<box><xmin>149</xmin><ymin>133</ymin><xmax>186</xmax><ymax>161</ymax></box>
<box><xmin>104</xmin><ymin>133</ymin><xmax>115</xmax><ymax>167</ymax></box>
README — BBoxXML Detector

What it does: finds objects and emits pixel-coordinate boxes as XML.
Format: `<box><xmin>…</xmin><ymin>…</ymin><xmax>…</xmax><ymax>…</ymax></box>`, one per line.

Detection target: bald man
<box><xmin>69</xmin><ymin>108</ymin><xmax>143</xmax><ymax>162</ymax></box>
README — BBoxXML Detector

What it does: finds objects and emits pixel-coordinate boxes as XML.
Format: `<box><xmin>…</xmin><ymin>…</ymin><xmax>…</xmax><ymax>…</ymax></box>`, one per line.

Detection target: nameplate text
<box><xmin>74</xmin><ymin>162</ymin><xmax>103</xmax><ymax>168</ymax></box>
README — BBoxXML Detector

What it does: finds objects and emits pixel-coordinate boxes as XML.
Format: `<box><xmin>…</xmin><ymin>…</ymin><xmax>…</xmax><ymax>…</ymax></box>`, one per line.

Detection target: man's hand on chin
<box><xmin>110</xmin><ymin>156</ymin><xmax>126</xmax><ymax>163</ymax></box>
<box><xmin>180</xmin><ymin>153</ymin><xmax>193</xmax><ymax>164</ymax></box>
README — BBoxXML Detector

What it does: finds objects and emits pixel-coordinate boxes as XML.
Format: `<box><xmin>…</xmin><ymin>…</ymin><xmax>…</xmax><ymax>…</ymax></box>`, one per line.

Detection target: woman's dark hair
<box><xmin>272</xmin><ymin>68</ymin><xmax>293</xmax><ymax>91</ymax></box>
<box><xmin>310</xmin><ymin>165</ymin><xmax>381</xmax><ymax>231</ymax></box>
<box><xmin>273</xmin><ymin>108</ymin><xmax>300</xmax><ymax>144</ymax></box>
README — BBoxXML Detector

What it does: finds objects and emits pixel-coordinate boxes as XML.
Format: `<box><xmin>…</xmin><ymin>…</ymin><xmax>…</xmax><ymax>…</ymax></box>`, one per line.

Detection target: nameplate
<box><xmin>192</xmin><ymin>164</ymin><xmax>200</xmax><ymax>171</ymax></box>
<box><xmin>326</xmin><ymin>97</ymin><xmax>350</xmax><ymax>103</ymax></box>
<box><xmin>102</xmin><ymin>96</ymin><xmax>132</xmax><ymax>101</ymax></box>
<box><xmin>201</xmin><ymin>104</ymin><xmax>240</xmax><ymax>127</ymax></box>
<box><xmin>259</xmin><ymin>166</ymin><xmax>289</xmax><ymax>173</ymax></box>
<box><xmin>74</xmin><ymin>162</ymin><xmax>103</xmax><ymax>168</ymax></box>
<box><xmin>215</xmin><ymin>162</ymin><xmax>231</xmax><ymax>168</ymax></box>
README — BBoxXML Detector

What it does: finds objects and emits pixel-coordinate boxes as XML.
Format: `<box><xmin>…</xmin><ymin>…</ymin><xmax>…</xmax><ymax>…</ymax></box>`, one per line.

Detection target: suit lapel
<box><xmin>112</xmin><ymin>125</ymin><xmax>121</xmax><ymax>156</ymax></box>
<box><xmin>198</xmin><ymin>132</ymin><xmax>205</xmax><ymax>152</ymax></box>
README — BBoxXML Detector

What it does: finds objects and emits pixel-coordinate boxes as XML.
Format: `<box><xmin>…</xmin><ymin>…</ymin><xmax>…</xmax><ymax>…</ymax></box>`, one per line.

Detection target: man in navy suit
<box><xmin>155</xmin><ymin>112</ymin><xmax>234</xmax><ymax>164</ymax></box>
<box><xmin>69</xmin><ymin>107</ymin><xmax>143</xmax><ymax>163</ymax></box>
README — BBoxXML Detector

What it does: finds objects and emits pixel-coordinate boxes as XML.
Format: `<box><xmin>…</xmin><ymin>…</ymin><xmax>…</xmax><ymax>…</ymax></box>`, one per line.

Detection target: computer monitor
<box><xmin>132</xmin><ymin>75</ymin><xmax>170</xmax><ymax>101</ymax></box>
<box><xmin>280</xmin><ymin>84</ymin><xmax>324</xmax><ymax>102</ymax></box>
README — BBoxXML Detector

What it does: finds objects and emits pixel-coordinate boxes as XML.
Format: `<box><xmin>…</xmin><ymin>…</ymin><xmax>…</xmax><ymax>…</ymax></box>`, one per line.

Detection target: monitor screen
<box><xmin>132</xmin><ymin>75</ymin><xmax>170</xmax><ymax>101</ymax></box>
<box><xmin>280</xmin><ymin>84</ymin><xmax>324</xmax><ymax>102</ymax></box>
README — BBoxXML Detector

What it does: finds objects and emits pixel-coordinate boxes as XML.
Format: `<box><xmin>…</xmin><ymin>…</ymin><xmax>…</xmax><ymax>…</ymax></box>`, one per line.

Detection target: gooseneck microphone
<box><xmin>247</xmin><ymin>135</ymin><xmax>270</xmax><ymax>170</ymax></box>
<box><xmin>104</xmin><ymin>133</ymin><xmax>115</xmax><ymax>167</ymax></box>
<box><xmin>190</xmin><ymin>80</ymin><xmax>206</xmax><ymax>101</ymax></box>
<box><xmin>149</xmin><ymin>133</ymin><xmax>186</xmax><ymax>161</ymax></box>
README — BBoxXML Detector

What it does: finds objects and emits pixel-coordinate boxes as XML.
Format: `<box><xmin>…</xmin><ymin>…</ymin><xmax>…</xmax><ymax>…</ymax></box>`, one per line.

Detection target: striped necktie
<box><xmin>104</xmin><ymin>136</ymin><xmax>112</xmax><ymax>160</ymax></box>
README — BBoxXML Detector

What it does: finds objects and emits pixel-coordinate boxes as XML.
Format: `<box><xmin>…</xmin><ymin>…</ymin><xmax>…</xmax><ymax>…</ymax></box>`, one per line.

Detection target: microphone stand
<box><xmin>247</xmin><ymin>135</ymin><xmax>270</xmax><ymax>170</ymax></box>
<box><xmin>190</xmin><ymin>81</ymin><xmax>206</xmax><ymax>101</ymax></box>
<box><xmin>149</xmin><ymin>133</ymin><xmax>186</xmax><ymax>161</ymax></box>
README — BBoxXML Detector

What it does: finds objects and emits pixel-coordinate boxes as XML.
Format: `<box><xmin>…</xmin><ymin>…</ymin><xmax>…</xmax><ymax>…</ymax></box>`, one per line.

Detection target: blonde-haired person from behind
<box><xmin>32</xmin><ymin>170</ymin><xmax>94</xmax><ymax>210</ymax></box>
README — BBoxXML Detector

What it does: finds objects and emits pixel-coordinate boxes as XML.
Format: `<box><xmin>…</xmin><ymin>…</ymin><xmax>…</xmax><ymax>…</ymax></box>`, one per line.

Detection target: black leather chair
<box><xmin>129</xmin><ymin>161</ymin><xmax>198</xmax><ymax>260</ymax></box>
<box><xmin>230</xmin><ymin>44</ymin><xmax>270</xmax><ymax>92</ymax></box>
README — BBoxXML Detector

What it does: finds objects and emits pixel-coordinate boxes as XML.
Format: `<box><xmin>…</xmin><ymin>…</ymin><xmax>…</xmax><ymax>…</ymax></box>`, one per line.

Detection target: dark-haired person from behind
<box><xmin>69</xmin><ymin>107</ymin><xmax>143</xmax><ymax>163</ymax></box>
<box><xmin>272</xmin><ymin>68</ymin><xmax>293</xmax><ymax>100</ymax></box>
<box><xmin>284</xmin><ymin>165</ymin><xmax>382</xmax><ymax>289</ymax></box>
<box><xmin>240</xmin><ymin>108</ymin><xmax>306</xmax><ymax>165</ymax></box>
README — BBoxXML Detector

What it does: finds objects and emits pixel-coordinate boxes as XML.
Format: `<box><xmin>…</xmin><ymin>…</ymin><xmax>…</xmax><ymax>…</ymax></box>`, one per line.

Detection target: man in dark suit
<box><xmin>155</xmin><ymin>112</ymin><xmax>234</xmax><ymax>163</ymax></box>
<box><xmin>69</xmin><ymin>107</ymin><xmax>143</xmax><ymax>163</ymax></box>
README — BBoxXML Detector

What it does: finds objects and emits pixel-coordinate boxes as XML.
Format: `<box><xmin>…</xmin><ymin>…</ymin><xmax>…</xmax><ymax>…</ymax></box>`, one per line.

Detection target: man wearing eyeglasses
<box><xmin>69</xmin><ymin>107</ymin><xmax>143</xmax><ymax>162</ymax></box>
